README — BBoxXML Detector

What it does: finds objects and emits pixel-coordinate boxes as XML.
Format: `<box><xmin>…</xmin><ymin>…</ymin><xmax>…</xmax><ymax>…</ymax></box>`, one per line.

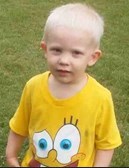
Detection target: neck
<box><xmin>48</xmin><ymin>74</ymin><xmax>88</xmax><ymax>99</ymax></box>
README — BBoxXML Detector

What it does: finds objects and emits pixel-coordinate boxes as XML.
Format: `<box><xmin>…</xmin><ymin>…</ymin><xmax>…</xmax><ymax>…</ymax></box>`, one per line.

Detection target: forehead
<box><xmin>46</xmin><ymin>26</ymin><xmax>95</xmax><ymax>48</ymax></box>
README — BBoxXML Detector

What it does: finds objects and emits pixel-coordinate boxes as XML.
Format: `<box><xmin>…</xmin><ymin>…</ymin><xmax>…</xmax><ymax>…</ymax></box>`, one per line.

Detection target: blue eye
<box><xmin>38</xmin><ymin>139</ymin><xmax>47</xmax><ymax>150</ymax></box>
<box><xmin>60</xmin><ymin>139</ymin><xmax>72</xmax><ymax>150</ymax></box>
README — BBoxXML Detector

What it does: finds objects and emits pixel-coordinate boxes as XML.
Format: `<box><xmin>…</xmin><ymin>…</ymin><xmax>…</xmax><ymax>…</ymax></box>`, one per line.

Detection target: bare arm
<box><xmin>93</xmin><ymin>149</ymin><xmax>114</xmax><ymax>167</ymax></box>
<box><xmin>6</xmin><ymin>130</ymin><xmax>26</xmax><ymax>167</ymax></box>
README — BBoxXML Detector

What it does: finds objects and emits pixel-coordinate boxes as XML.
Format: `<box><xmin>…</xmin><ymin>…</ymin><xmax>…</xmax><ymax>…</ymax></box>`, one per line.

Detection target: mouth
<box><xmin>29</xmin><ymin>158</ymin><xmax>41</xmax><ymax>167</ymax></box>
<box><xmin>29</xmin><ymin>158</ymin><xmax>78</xmax><ymax>167</ymax></box>
<box><xmin>57</xmin><ymin>69</ymin><xmax>71</xmax><ymax>76</ymax></box>
<box><xmin>65</xmin><ymin>160</ymin><xmax>79</xmax><ymax>167</ymax></box>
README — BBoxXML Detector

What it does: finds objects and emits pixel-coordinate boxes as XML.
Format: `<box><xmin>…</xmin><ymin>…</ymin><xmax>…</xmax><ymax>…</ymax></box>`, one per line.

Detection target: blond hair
<box><xmin>43</xmin><ymin>3</ymin><xmax>104</xmax><ymax>46</ymax></box>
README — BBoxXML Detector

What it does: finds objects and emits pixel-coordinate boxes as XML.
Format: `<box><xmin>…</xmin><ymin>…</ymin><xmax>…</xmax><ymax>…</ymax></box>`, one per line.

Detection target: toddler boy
<box><xmin>6</xmin><ymin>3</ymin><xmax>122</xmax><ymax>167</ymax></box>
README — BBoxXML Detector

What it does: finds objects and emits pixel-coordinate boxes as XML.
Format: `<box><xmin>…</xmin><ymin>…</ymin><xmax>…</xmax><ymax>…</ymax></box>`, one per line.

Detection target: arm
<box><xmin>6</xmin><ymin>130</ymin><xmax>26</xmax><ymax>167</ymax></box>
<box><xmin>93</xmin><ymin>149</ymin><xmax>114</xmax><ymax>167</ymax></box>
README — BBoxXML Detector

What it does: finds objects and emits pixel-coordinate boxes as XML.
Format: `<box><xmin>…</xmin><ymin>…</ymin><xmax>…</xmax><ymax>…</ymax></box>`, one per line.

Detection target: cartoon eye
<box><xmin>33</xmin><ymin>130</ymin><xmax>53</xmax><ymax>158</ymax></box>
<box><xmin>38</xmin><ymin>138</ymin><xmax>47</xmax><ymax>150</ymax></box>
<box><xmin>60</xmin><ymin>139</ymin><xmax>72</xmax><ymax>150</ymax></box>
<box><xmin>54</xmin><ymin>124</ymin><xmax>80</xmax><ymax>164</ymax></box>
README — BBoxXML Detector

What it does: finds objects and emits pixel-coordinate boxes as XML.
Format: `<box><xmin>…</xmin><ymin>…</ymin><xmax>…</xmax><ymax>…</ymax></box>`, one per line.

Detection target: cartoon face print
<box><xmin>29</xmin><ymin>116</ymin><xmax>86</xmax><ymax>167</ymax></box>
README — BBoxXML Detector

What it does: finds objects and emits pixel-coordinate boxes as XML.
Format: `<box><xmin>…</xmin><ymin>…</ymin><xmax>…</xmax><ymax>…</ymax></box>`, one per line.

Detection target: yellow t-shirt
<box><xmin>10</xmin><ymin>71</ymin><xmax>122</xmax><ymax>167</ymax></box>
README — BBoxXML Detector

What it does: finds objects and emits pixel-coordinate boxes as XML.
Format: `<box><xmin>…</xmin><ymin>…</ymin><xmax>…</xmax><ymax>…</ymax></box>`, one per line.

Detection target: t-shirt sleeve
<box><xmin>9</xmin><ymin>83</ymin><xmax>31</xmax><ymax>137</ymax></box>
<box><xmin>95</xmin><ymin>92</ymin><xmax>122</xmax><ymax>149</ymax></box>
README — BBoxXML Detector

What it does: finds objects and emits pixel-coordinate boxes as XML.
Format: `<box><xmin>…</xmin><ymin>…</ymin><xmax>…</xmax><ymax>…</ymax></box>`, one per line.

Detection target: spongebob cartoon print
<box><xmin>29</xmin><ymin>116</ymin><xmax>85</xmax><ymax>167</ymax></box>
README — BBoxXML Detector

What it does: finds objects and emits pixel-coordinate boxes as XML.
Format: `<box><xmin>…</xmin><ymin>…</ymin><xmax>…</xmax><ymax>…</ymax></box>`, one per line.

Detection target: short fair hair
<box><xmin>43</xmin><ymin>3</ymin><xmax>104</xmax><ymax>46</ymax></box>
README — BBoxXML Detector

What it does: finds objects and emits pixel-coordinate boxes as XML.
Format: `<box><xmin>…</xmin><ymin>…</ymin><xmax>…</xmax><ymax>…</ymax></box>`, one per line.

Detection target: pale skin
<box><xmin>93</xmin><ymin>149</ymin><xmax>114</xmax><ymax>167</ymax></box>
<box><xmin>6</xmin><ymin>26</ymin><xmax>114</xmax><ymax>167</ymax></box>
<box><xmin>6</xmin><ymin>130</ymin><xmax>26</xmax><ymax>167</ymax></box>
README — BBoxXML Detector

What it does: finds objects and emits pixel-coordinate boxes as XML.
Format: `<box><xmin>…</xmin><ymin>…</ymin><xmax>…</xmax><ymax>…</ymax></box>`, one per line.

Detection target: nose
<box><xmin>48</xmin><ymin>149</ymin><xmax>57</xmax><ymax>161</ymax></box>
<box><xmin>58</xmin><ymin>54</ymin><xmax>70</xmax><ymax>65</ymax></box>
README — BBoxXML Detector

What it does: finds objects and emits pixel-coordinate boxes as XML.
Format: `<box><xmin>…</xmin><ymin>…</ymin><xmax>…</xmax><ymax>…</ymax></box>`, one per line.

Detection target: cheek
<box><xmin>73</xmin><ymin>59</ymin><xmax>88</xmax><ymax>69</ymax></box>
<box><xmin>46</xmin><ymin>58</ymin><xmax>58</xmax><ymax>70</ymax></box>
<box><xmin>46</xmin><ymin>56</ymin><xmax>56</xmax><ymax>64</ymax></box>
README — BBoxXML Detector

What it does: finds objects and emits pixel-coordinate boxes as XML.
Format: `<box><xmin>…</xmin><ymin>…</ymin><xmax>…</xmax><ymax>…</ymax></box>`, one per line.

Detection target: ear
<box><xmin>40</xmin><ymin>41</ymin><xmax>47</xmax><ymax>51</ymax></box>
<box><xmin>41</xmin><ymin>41</ymin><xmax>47</xmax><ymax>58</ymax></box>
<box><xmin>88</xmin><ymin>50</ymin><xmax>102</xmax><ymax>66</ymax></box>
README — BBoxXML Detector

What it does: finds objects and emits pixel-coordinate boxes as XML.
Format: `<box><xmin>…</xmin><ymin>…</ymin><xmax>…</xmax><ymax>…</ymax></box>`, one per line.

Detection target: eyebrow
<box><xmin>75</xmin><ymin>119</ymin><xmax>78</xmax><ymax>126</ymax></box>
<box><xmin>70</xmin><ymin>116</ymin><xmax>73</xmax><ymax>124</ymax></box>
<box><xmin>49</xmin><ymin>46</ymin><xmax>62</xmax><ymax>50</ymax></box>
<box><xmin>64</xmin><ymin>118</ymin><xmax>66</xmax><ymax>125</ymax></box>
<box><xmin>64</xmin><ymin>116</ymin><xmax>79</xmax><ymax>126</ymax></box>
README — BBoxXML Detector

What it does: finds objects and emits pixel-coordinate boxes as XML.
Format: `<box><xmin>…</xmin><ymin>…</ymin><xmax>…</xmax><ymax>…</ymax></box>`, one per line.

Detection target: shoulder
<box><xmin>88</xmin><ymin>75</ymin><xmax>112</xmax><ymax>101</ymax></box>
<box><xmin>26</xmin><ymin>71</ymin><xmax>49</xmax><ymax>88</ymax></box>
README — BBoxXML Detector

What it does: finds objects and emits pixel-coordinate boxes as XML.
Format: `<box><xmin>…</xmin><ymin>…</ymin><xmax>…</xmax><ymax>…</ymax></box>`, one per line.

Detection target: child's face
<box><xmin>42</xmin><ymin>26</ymin><xmax>101</xmax><ymax>84</ymax></box>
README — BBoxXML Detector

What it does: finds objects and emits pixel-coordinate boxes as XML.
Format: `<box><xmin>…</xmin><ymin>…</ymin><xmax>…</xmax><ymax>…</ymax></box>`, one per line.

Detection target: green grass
<box><xmin>0</xmin><ymin>0</ymin><xmax>129</xmax><ymax>166</ymax></box>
